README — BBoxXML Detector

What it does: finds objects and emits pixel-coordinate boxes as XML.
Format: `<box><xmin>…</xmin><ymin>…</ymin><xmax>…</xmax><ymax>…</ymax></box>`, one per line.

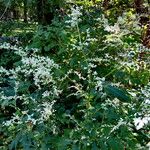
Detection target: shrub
<box><xmin>0</xmin><ymin>6</ymin><xmax>149</xmax><ymax>150</ymax></box>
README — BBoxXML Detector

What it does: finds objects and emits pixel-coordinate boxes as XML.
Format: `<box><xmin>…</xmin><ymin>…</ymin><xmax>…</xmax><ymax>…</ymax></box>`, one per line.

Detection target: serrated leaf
<box><xmin>104</xmin><ymin>84</ymin><xmax>131</xmax><ymax>103</ymax></box>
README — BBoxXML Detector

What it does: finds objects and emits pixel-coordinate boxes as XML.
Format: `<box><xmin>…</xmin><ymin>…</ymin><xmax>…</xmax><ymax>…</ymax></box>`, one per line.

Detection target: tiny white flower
<box><xmin>40</xmin><ymin>101</ymin><xmax>56</xmax><ymax>121</ymax></box>
<box><xmin>134</xmin><ymin>117</ymin><xmax>150</xmax><ymax>130</ymax></box>
<box><xmin>65</xmin><ymin>6</ymin><xmax>82</xmax><ymax>27</ymax></box>
<box><xmin>42</xmin><ymin>91</ymin><xmax>50</xmax><ymax>98</ymax></box>
<box><xmin>117</xmin><ymin>16</ymin><xmax>125</xmax><ymax>24</ymax></box>
<box><xmin>104</xmin><ymin>23</ymin><xmax>120</xmax><ymax>33</ymax></box>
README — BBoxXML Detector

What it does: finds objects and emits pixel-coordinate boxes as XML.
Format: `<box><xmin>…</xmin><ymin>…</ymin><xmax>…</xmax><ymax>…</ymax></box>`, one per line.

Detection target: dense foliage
<box><xmin>0</xmin><ymin>0</ymin><xmax>150</xmax><ymax>150</ymax></box>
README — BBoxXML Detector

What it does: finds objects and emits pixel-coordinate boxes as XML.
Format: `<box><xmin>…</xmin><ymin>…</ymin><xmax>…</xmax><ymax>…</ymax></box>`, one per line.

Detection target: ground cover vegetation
<box><xmin>0</xmin><ymin>0</ymin><xmax>150</xmax><ymax>149</ymax></box>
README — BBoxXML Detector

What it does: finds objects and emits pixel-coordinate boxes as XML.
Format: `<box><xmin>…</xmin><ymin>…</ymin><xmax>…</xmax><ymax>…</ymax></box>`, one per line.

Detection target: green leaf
<box><xmin>108</xmin><ymin>137</ymin><xmax>124</xmax><ymax>150</ymax></box>
<box><xmin>92</xmin><ymin>142</ymin><xmax>98</xmax><ymax>150</ymax></box>
<box><xmin>57</xmin><ymin>138</ymin><xmax>72</xmax><ymax>150</ymax></box>
<box><xmin>21</xmin><ymin>133</ymin><xmax>32</xmax><ymax>150</ymax></box>
<box><xmin>9</xmin><ymin>133</ymin><xmax>21</xmax><ymax>150</ymax></box>
<box><xmin>72</xmin><ymin>144</ymin><xmax>80</xmax><ymax>150</ymax></box>
<box><xmin>3</xmin><ymin>87</ymin><xmax>15</xmax><ymax>97</ymax></box>
<box><xmin>18</xmin><ymin>81</ymin><xmax>30</xmax><ymax>93</ymax></box>
<box><xmin>104</xmin><ymin>84</ymin><xmax>131</xmax><ymax>103</ymax></box>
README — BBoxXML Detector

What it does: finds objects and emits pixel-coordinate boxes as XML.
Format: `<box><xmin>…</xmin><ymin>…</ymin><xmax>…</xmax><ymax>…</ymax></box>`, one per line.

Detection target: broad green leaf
<box><xmin>108</xmin><ymin>138</ymin><xmax>124</xmax><ymax>150</ymax></box>
<box><xmin>104</xmin><ymin>84</ymin><xmax>131</xmax><ymax>102</ymax></box>
<box><xmin>3</xmin><ymin>87</ymin><xmax>15</xmax><ymax>97</ymax></box>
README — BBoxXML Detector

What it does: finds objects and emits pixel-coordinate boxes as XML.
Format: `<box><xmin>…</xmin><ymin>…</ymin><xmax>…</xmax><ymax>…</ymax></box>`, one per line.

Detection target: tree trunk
<box><xmin>36</xmin><ymin>0</ymin><xmax>61</xmax><ymax>25</ymax></box>
<box><xmin>11</xmin><ymin>5</ymin><xmax>18</xmax><ymax>20</ymax></box>
<box><xmin>37</xmin><ymin>0</ymin><xmax>44</xmax><ymax>24</ymax></box>
<box><xmin>134</xmin><ymin>0</ymin><xmax>144</xmax><ymax>13</ymax></box>
<box><xmin>24</xmin><ymin>0</ymin><xmax>28</xmax><ymax>23</ymax></box>
<box><xmin>142</xmin><ymin>21</ymin><xmax>150</xmax><ymax>48</ymax></box>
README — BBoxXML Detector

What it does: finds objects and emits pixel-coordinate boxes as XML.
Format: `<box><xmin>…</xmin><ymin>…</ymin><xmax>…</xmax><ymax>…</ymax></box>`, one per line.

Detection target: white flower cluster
<box><xmin>102</xmin><ymin>13</ymin><xmax>141</xmax><ymax>45</ymax></box>
<box><xmin>104</xmin><ymin>23</ymin><xmax>120</xmax><ymax>33</ymax></box>
<box><xmin>19</xmin><ymin>55</ymin><xmax>59</xmax><ymax>88</ymax></box>
<box><xmin>0</xmin><ymin>45</ymin><xmax>62</xmax><ymax>126</ymax></box>
<box><xmin>39</xmin><ymin>101</ymin><xmax>55</xmax><ymax>121</ymax></box>
<box><xmin>65</xmin><ymin>6</ymin><xmax>82</xmax><ymax>27</ymax></box>
<box><xmin>0</xmin><ymin>42</ymin><xmax>22</xmax><ymax>51</ymax></box>
<box><xmin>26</xmin><ymin>114</ymin><xmax>37</xmax><ymax>125</ymax></box>
<box><xmin>117</xmin><ymin>13</ymin><xmax>140</xmax><ymax>32</ymax></box>
<box><xmin>141</xmin><ymin>83</ymin><xmax>150</xmax><ymax>103</ymax></box>
<box><xmin>3</xmin><ymin>114</ymin><xmax>22</xmax><ymax>126</ymax></box>
<box><xmin>0</xmin><ymin>66</ymin><xmax>13</xmax><ymax>76</ymax></box>
<box><xmin>120</xmin><ymin>61</ymin><xmax>141</xmax><ymax>70</ymax></box>
<box><xmin>3</xmin><ymin>112</ymin><xmax>37</xmax><ymax>126</ymax></box>
<box><xmin>95</xmin><ymin>77</ymin><xmax>105</xmax><ymax>92</ymax></box>
<box><xmin>82</xmin><ymin>28</ymin><xmax>97</xmax><ymax>47</ymax></box>
<box><xmin>134</xmin><ymin>116</ymin><xmax>150</xmax><ymax>130</ymax></box>
<box><xmin>133</xmin><ymin>83</ymin><xmax>150</xmax><ymax>130</ymax></box>
<box><xmin>102</xmin><ymin>15</ymin><xmax>120</xmax><ymax>34</ymax></box>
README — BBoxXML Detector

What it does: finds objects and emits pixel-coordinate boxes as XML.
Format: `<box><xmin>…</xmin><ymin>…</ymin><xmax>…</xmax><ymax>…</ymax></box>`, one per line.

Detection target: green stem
<box><xmin>104</xmin><ymin>65</ymin><xmax>123</xmax><ymax>78</ymax></box>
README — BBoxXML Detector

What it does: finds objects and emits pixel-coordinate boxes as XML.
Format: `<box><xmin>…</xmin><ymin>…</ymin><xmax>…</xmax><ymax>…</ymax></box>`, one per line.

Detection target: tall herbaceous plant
<box><xmin>0</xmin><ymin>3</ymin><xmax>150</xmax><ymax>150</ymax></box>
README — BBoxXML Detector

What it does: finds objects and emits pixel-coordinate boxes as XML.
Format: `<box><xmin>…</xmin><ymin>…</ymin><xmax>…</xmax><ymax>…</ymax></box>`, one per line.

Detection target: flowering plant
<box><xmin>0</xmin><ymin>5</ymin><xmax>150</xmax><ymax>150</ymax></box>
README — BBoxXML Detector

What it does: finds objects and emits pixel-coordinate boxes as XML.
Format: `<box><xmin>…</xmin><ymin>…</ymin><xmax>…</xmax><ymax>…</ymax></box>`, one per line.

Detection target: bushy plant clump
<box><xmin>0</xmin><ymin>6</ymin><xmax>150</xmax><ymax>150</ymax></box>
